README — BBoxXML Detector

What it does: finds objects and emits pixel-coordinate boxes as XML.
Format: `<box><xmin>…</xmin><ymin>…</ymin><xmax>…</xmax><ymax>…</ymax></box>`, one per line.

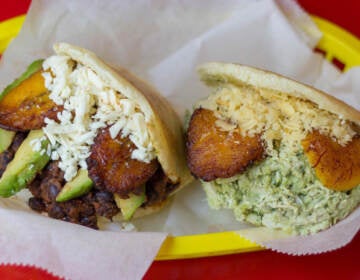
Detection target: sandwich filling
<box><xmin>41</xmin><ymin>55</ymin><xmax>156</xmax><ymax>181</ymax></box>
<box><xmin>197</xmin><ymin>85</ymin><xmax>356</xmax><ymax>153</ymax></box>
<box><xmin>189</xmin><ymin>85</ymin><xmax>360</xmax><ymax>234</ymax></box>
<box><xmin>204</xmin><ymin>147</ymin><xmax>360</xmax><ymax>235</ymax></box>
<box><xmin>0</xmin><ymin>46</ymin><xmax>183</xmax><ymax>229</ymax></box>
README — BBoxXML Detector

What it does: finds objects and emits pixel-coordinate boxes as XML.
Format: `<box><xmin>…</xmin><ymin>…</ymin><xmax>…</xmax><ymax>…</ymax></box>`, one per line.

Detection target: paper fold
<box><xmin>0</xmin><ymin>205</ymin><xmax>167</xmax><ymax>280</ymax></box>
<box><xmin>0</xmin><ymin>0</ymin><xmax>359</xmax><ymax>279</ymax></box>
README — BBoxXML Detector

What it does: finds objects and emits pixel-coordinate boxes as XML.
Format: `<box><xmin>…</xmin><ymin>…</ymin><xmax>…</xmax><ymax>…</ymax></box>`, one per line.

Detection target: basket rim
<box><xmin>0</xmin><ymin>14</ymin><xmax>359</xmax><ymax>260</ymax></box>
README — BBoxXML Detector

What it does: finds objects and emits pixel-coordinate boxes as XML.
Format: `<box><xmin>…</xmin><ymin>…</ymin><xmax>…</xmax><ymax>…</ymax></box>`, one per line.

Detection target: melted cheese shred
<box><xmin>197</xmin><ymin>85</ymin><xmax>356</xmax><ymax>154</ymax></box>
<box><xmin>42</xmin><ymin>55</ymin><xmax>156</xmax><ymax>181</ymax></box>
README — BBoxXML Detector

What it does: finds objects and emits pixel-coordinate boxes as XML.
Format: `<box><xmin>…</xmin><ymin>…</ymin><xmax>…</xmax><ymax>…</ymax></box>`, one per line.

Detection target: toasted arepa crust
<box><xmin>198</xmin><ymin>62</ymin><xmax>360</xmax><ymax>125</ymax></box>
<box><xmin>195</xmin><ymin>63</ymin><xmax>360</xmax><ymax>234</ymax></box>
<box><xmin>53</xmin><ymin>43</ymin><xmax>192</xmax><ymax>218</ymax></box>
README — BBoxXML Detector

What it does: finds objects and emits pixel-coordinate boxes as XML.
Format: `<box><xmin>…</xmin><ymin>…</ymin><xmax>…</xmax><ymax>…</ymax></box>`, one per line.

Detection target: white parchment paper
<box><xmin>0</xmin><ymin>0</ymin><xmax>359</xmax><ymax>279</ymax></box>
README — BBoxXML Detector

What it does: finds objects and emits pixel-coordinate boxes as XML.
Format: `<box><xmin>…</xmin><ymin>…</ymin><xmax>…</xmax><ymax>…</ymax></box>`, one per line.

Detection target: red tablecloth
<box><xmin>0</xmin><ymin>1</ymin><xmax>359</xmax><ymax>279</ymax></box>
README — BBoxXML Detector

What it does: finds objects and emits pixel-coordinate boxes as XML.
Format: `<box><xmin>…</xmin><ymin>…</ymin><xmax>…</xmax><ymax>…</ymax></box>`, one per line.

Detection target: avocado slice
<box><xmin>114</xmin><ymin>188</ymin><xmax>146</xmax><ymax>221</ymax></box>
<box><xmin>56</xmin><ymin>169</ymin><xmax>93</xmax><ymax>202</ymax></box>
<box><xmin>0</xmin><ymin>59</ymin><xmax>44</xmax><ymax>101</ymax></box>
<box><xmin>0</xmin><ymin>130</ymin><xmax>50</xmax><ymax>197</ymax></box>
<box><xmin>0</xmin><ymin>128</ymin><xmax>15</xmax><ymax>153</ymax></box>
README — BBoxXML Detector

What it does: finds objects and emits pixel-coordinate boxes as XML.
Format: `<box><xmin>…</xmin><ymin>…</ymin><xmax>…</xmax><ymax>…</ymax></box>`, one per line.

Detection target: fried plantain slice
<box><xmin>186</xmin><ymin>108</ymin><xmax>265</xmax><ymax>181</ymax></box>
<box><xmin>0</xmin><ymin>70</ymin><xmax>62</xmax><ymax>131</ymax></box>
<box><xmin>87</xmin><ymin>127</ymin><xmax>159</xmax><ymax>197</ymax></box>
<box><xmin>302</xmin><ymin>130</ymin><xmax>360</xmax><ymax>191</ymax></box>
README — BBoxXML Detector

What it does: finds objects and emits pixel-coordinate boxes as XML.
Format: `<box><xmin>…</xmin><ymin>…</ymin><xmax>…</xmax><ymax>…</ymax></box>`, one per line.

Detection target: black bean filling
<box><xmin>28</xmin><ymin>161</ymin><xmax>119</xmax><ymax>229</ymax></box>
<box><xmin>1</xmin><ymin>133</ymin><xmax>176</xmax><ymax>229</ymax></box>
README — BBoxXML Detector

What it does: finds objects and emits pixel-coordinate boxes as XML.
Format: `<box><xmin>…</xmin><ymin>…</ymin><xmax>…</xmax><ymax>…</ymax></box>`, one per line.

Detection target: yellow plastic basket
<box><xmin>0</xmin><ymin>15</ymin><xmax>26</xmax><ymax>54</ymax></box>
<box><xmin>0</xmin><ymin>15</ymin><xmax>360</xmax><ymax>260</ymax></box>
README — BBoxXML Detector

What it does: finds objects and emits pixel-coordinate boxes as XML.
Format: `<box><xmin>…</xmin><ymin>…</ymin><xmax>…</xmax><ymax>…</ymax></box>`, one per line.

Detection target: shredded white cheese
<box><xmin>198</xmin><ymin>85</ymin><xmax>356</xmax><ymax>154</ymax></box>
<box><xmin>30</xmin><ymin>136</ymin><xmax>49</xmax><ymax>155</ymax></box>
<box><xmin>42</xmin><ymin>55</ymin><xmax>155</xmax><ymax>181</ymax></box>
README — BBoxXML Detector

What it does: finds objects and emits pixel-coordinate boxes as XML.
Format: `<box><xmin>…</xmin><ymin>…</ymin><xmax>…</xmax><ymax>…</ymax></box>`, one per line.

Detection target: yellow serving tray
<box><xmin>0</xmin><ymin>15</ymin><xmax>26</xmax><ymax>54</ymax></box>
<box><xmin>1</xmin><ymin>14</ymin><xmax>360</xmax><ymax>261</ymax></box>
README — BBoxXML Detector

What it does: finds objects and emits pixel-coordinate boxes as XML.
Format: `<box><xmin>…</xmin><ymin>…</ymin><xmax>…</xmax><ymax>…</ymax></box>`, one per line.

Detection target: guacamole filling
<box><xmin>203</xmin><ymin>145</ymin><xmax>360</xmax><ymax>235</ymax></box>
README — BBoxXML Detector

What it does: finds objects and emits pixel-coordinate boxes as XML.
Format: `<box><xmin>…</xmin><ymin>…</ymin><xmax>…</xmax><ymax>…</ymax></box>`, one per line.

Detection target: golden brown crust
<box><xmin>186</xmin><ymin>108</ymin><xmax>264</xmax><ymax>181</ymax></box>
<box><xmin>87</xmin><ymin>127</ymin><xmax>159</xmax><ymax>197</ymax></box>
<box><xmin>0</xmin><ymin>70</ymin><xmax>62</xmax><ymax>131</ymax></box>
<box><xmin>110</xmin><ymin>66</ymin><xmax>192</xmax><ymax>188</ymax></box>
<box><xmin>302</xmin><ymin>131</ymin><xmax>360</xmax><ymax>191</ymax></box>
<box><xmin>198</xmin><ymin>62</ymin><xmax>360</xmax><ymax>126</ymax></box>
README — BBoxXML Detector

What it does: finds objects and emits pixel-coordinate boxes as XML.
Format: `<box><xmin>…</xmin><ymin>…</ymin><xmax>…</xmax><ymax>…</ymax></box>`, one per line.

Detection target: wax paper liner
<box><xmin>0</xmin><ymin>1</ymin><xmax>359</xmax><ymax>279</ymax></box>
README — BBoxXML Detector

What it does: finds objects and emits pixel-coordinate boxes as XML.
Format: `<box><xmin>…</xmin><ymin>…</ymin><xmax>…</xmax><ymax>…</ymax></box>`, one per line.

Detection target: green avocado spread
<box><xmin>203</xmin><ymin>146</ymin><xmax>360</xmax><ymax>235</ymax></box>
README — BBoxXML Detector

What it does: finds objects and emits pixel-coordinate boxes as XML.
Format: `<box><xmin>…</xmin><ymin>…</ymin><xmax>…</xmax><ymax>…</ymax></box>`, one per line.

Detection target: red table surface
<box><xmin>0</xmin><ymin>1</ymin><xmax>360</xmax><ymax>280</ymax></box>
